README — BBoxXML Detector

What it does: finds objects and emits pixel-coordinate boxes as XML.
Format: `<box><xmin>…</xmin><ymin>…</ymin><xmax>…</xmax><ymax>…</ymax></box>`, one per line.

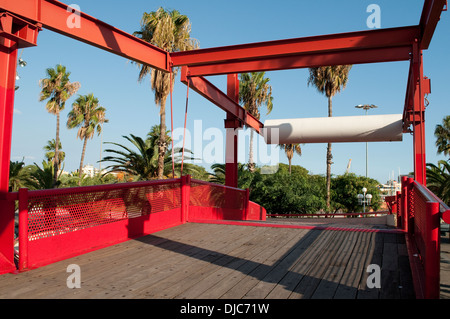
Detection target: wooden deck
<box><xmin>0</xmin><ymin>221</ymin><xmax>415</xmax><ymax>299</ymax></box>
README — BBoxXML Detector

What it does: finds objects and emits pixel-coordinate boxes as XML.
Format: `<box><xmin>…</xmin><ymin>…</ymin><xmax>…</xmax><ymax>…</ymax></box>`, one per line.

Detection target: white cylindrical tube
<box><xmin>263</xmin><ymin>114</ymin><xmax>403</xmax><ymax>144</ymax></box>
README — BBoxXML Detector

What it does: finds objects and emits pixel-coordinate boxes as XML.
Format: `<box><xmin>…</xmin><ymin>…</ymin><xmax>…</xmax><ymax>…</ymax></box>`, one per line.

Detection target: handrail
<box><xmin>190</xmin><ymin>178</ymin><xmax>246</xmax><ymax>192</ymax></box>
<box><xmin>8</xmin><ymin>178</ymin><xmax>180</xmax><ymax>198</ymax></box>
<box><xmin>413</xmin><ymin>181</ymin><xmax>450</xmax><ymax>223</ymax></box>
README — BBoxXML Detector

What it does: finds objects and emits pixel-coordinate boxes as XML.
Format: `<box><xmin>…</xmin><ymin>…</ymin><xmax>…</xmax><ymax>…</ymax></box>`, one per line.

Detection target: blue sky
<box><xmin>11</xmin><ymin>0</ymin><xmax>449</xmax><ymax>184</ymax></box>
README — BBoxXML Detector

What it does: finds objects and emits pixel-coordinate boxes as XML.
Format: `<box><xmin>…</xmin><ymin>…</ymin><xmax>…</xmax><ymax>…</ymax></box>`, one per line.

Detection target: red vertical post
<box><xmin>407</xmin><ymin>177</ymin><xmax>415</xmax><ymax>235</ymax></box>
<box><xmin>18</xmin><ymin>188</ymin><xmax>29</xmax><ymax>271</ymax></box>
<box><xmin>244</xmin><ymin>188</ymin><xmax>250</xmax><ymax>221</ymax></box>
<box><xmin>225</xmin><ymin>74</ymin><xmax>240</xmax><ymax>189</ymax></box>
<box><xmin>401</xmin><ymin>176</ymin><xmax>409</xmax><ymax>233</ymax></box>
<box><xmin>395</xmin><ymin>191</ymin><xmax>402</xmax><ymax>229</ymax></box>
<box><xmin>412</xmin><ymin>41</ymin><xmax>427</xmax><ymax>185</ymax></box>
<box><xmin>0</xmin><ymin>38</ymin><xmax>19</xmax><ymax>274</ymax></box>
<box><xmin>425</xmin><ymin>201</ymin><xmax>440</xmax><ymax>299</ymax></box>
<box><xmin>181</xmin><ymin>175</ymin><xmax>191</xmax><ymax>223</ymax></box>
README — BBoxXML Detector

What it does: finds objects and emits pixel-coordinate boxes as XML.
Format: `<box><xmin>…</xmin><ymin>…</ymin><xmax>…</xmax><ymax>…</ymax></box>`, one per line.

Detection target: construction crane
<box><xmin>346</xmin><ymin>159</ymin><xmax>352</xmax><ymax>174</ymax></box>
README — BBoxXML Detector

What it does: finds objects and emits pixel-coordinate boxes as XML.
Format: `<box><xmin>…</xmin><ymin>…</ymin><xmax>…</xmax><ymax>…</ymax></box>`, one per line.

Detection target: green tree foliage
<box><xmin>434</xmin><ymin>115</ymin><xmax>450</xmax><ymax>158</ymax></box>
<box><xmin>67</xmin><ymin>93</ymin><xmax>108</xmax><ymax>185</ymax></box>
<box><xmin>39</xmin><ymin>64</ymin><xmax>80</xmax><ymax>187</ymax></box>
<box><xmin>9</xmin><ymin>160</ymin><xmax>29</xmax><ymax>192</ymax></box>
<box><xmin>26</xmin><ymin>160</ymin><xmax>61</xmax><ymax>190</ymax></box>
<box><xmin>133</xmin><ymin>8</ymin><xmax>199</xmax><ymax>179</ymax></box>
<box><xmin>43</xmin><ymin>139</ymin><xmax>65</xmax><ymax>170</ymax></box>
<box><xmin>100</xmin><ymin>125</ymin><xmax>199</xmax><ymax>180</ymax></box>
<box><xmin>426</xmin><ymin>160</ymin><xmax>450</xmax><ymax>205</ymax></box>
<box><xmin>249</xmin><ymin>164</ymin><xmax>326</xmax><ymax>214</ymax></box>
<box><xmin>330</xmin><ymin>173</ymin><xmax>381</xmax><ymax>213</ymax></box>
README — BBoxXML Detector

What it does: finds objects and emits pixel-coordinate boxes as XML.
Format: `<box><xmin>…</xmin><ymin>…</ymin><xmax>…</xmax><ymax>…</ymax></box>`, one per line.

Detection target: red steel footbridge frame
<box><xmin>0</xmin><ymin>0</ymin><xmax>448</xmax><ymax>299</ymax></box>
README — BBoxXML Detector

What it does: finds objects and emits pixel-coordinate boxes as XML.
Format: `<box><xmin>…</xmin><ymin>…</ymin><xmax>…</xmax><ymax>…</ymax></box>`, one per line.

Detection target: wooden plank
<box><xmin>310</xmin><ymin>230</ymin><xmax>361</xmax><ymax>299</ymax></box>
<box><xmin>0</xmin><ymin>222</ymin><xmax>417</xmax><ymax>299</ymax></box>
<box><xmin>133</xmin><ymin>225</ymin><xmax>276</xmax><ymax>299</ymax></box>
<box><xmin>194</xmin><ymin>229</ymin><xmax>310</xmax><ymax>299</ymax></box>
<box><xmin>171</xmin><ymin>227</ymin><xmax>304</xmax><ymax>299</ymax></box>
<box><xmin>334</xmin><ymin>231</ymin><xmax>371</xmax><ymax>299</ymax></box>
<box><xmin>0</xmin><ymin>223</ymin><xmax>229</xmax><ymax>298</ymax></box>
<box><xmin>265</xmin><ymin>228</ymin><xmax>340</xmax><ymax>299</ymax></box>
<box><xmin>357</xmin><ymin>232</ymin><xmax>383</xmax><ymax>299</ymax></box>
<box><xmin>397</xmin><ymin>234</ymin><xmax>415</xmax><ymax>299</ymax></box>
<box><xmin>380</xmin><ymin>234</ymin><xmax>401</xmax><ymax>299</ymax></box>
<box><xmin>31</xmin><ymin>224</ymin><xmax>226</xmax><ymax>298</ymax></box>
<box><xmin>229</xmin><ymin>228</ymin><xmax>316</xmax><ymax>299</ymax></box>
<box><xmin>84</xmin><ymin>224</ymin><xmax>249</xmax><ymax>298</ymax></box>
<box><xmin>219</xmin><ymin>229</ymin><xmax>319</xmax><ymax>299</ymax></box>
<box><xmin>251</xmin><ymin>231</ymin><xmax>331</xmax><ymax>299</ymax></box>
<box><xmin>288</xmin><ymin>230</ymin><xmax>344</xmax><ymax>299</ymax></box>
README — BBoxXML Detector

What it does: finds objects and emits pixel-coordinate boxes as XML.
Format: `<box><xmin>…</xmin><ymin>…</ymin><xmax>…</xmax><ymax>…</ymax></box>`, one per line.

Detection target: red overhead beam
<box><xmin>180</xmin><ymin>67</ymin><xmax>263</xmax><ymax>134</ymax></box>
<box><xmin>0</xmin><ymin>0</ymin><xmax>170</xmax><ymax>71</ymax></box>
<box><xmin>171</xmin><ymin>26</ymin><xmax>420</xmax><ymax>70</ymax></box>
<box><xmin>420</xmin><ymin>0</ymin><xmax>447</xmax><ymax>50</ymax></box>
<box><xmin>185</xmin><ymin>46</ymin><xmax>413</xmax><ymax>77</ymax></box>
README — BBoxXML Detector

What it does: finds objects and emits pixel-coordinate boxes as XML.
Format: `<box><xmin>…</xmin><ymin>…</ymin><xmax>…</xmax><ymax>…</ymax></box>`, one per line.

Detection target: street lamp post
<box><xmin>357</xmin><ymin>187</ymin><xmax>372</xmax><ymax>214</ymax></box>
<box><xmin>355</xmin><ymin>104</ymin><xmax>378</xmax><ymax>178</ymax></box>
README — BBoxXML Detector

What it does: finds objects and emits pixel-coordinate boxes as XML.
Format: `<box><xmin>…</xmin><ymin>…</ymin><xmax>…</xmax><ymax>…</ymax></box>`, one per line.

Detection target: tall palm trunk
<box><xmin>78</xmin><ymin>135</ymin><xmax>88</xmax><ymax>186</ymax></box>
<box><xmin>53</xmin><ymin>111</ymin><xmax>60</xmax><ymax>188</ymax></box>
<box><xmin>157</xmin><ymin>104</ymin><xmax>166</xmax><ymax>179</ymax></box>
<box><xmin>326</xmin><ymin>96</ymin><xmax>333</xmax><ymax>211</ymax></box>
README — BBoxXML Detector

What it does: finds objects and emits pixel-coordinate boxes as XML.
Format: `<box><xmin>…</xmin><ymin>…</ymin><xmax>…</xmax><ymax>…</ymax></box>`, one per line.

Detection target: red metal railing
<box><xmin>391</xmin><ymin>176</ymin><xmax>450</xmax><ymax>299</ymax></box>
<box><xmin>8</xmin><ymin>176</ymin><xmax>265</xmax><ymax>272</ymax></box>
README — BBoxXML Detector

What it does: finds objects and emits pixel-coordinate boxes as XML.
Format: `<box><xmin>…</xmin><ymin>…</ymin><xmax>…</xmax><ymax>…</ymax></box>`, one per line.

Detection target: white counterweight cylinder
<box><xmin>263</xmin><ymin>114</ymin><xmax>403</xmax><ymax>144</ymax></box>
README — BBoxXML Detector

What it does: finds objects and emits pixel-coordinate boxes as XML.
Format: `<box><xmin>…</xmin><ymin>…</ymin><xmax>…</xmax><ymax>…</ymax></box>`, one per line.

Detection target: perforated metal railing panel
<box><xmin>189</xmin><ymin>181</ymin><xmax>245</xmax><ymax>210</ymax></box>
<box><xmin>411</xmin><ymin>185</ymin><xmax>429</xmax><ymax>259</ymax></box>
<box><xmin>27</xmin><ymin>182</ymin><xmax>181</xmax><ymax>241</ymax></box>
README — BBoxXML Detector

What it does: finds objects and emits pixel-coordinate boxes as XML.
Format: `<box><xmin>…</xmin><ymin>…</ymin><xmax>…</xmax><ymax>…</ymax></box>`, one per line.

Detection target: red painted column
<box><xmin>401</xmin><ymin>176</ymin><xmax>409</xmax><ymax>233</ymax></box>
<box><xmin>412</xmin><ymin>42</ymin><xmax>427</xmax><ymax>185</ymax></box>
<box><xmin>225</xmin><ymin>74</ymin><xmax>241</xmax><ymax>188</ymax></box>
<box><xmin>18</xmin><ymin>188</ymin><xmax>29</xmax><ymax>271</ymax></box>
<box><xmin>0</xmin><ymin>38</ymin><xmax>19</xmax><ymax>274</ymax></box>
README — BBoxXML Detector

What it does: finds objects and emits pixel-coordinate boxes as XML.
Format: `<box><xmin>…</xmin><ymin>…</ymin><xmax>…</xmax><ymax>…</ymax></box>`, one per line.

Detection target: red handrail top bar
<box><xmin>7</xmin><ymin>178</ymin><xmax>180</xmax><ymax>199</ymax></box>
<box><xmin>190</xmin><ymin>178</ymin><xmax>246</xmax><ymax>192</ymax></box>
<box><xmin>413</xmin><ymin>181</ymin><xmax>450</xmax><ymax>223</ymax></box>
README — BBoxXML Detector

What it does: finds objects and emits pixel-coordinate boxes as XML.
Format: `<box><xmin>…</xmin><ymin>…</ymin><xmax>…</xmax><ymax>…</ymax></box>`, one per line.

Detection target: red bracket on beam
<box><xmin>0</xmin><ymin>12</ymin><xmax>40</xmax><ymax>49</ymax></box>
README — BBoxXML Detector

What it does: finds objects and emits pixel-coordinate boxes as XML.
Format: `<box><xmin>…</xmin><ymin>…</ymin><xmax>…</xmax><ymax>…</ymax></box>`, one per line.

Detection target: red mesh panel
<box><xmin>189</xmin><ymin>181</ymin><xmax>245</xmax><ymax>210</ymax></box>
<box><xmin>27</xmin><ymin>182</ymin><xmax>181</xmax><ymax>241</ymax></box>
<box><xmin>412</xmin><ymin>186</ymin><xmax>428</xmax><ymax>255</ymax></box>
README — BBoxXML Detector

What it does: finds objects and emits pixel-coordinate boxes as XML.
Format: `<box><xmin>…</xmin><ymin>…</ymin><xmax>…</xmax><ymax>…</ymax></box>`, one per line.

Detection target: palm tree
<box><xmin>9</xmin><ymin>160</ymin><xmax>29</xmax><ymax>192</ymax></box>
<box><xmin>210</xmin><ymin>163</ymin><xmax>250</xmax><ymax>187</ymax></box>
<box><xmin>39</xmin><ymin>64</ymin><xmax>80</xmax><ymax>187</ymax></box>
<box><xmin>101</xmin><ymin>126</ymin><xmax>196</xmax><ymax>181</ymax></box>
<box><xmin>435</xmin><ymin>115</ymin><xmax>450</xmax><ymax>158</ymax></box>
<box><xmin>67</xmin><ymin>93</ymin><xmax>108</xmax><ymax>185</ymax></box>
<box><xmin>426</xmin><ymin>160</ymin><xmax>450</xmax><ymax>205</ymax></box>
<box><xmin>239</xmin><ymin>72</ymin><xmax>274</xmax><ymax>172</ymax></box>
<box><xmin>133</xmin><ymin>8</ymin><xmax>199</xmax><ymax>180</ymax></box>
<box><xmin>26</xmin><ymin>160</ymin><xmax>61</xmax><ymax>190</ymax></box>
<box><xmin>307</xmin><ymin>65</ymin><xmax>352</xmax><ymax>210</ymax></box>
<box><xmin>278</xmin><ymin>144</ymin><xmax>302</xmax><ymax>175</ymax></box>
<box><xmin>43</xmin><ymin>139</ymin><xmax>65</xmax><ymax>170</ymax></box>
<box><xmin>101</xmin><ymin>133</ymin><xmax>157</xmax><ymax>181</ymax></box>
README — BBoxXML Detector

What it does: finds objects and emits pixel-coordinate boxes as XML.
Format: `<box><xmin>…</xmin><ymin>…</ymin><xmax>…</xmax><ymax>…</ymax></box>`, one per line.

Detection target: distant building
<box><xmin>81</xmin><ymin>164</ymin><xmax>108</xmax><ymax>178</ymax></box>
<box><xmin>379</xmin><ymin>179</ymin><xmax>401</xmax><ymax>200</ymax></box>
